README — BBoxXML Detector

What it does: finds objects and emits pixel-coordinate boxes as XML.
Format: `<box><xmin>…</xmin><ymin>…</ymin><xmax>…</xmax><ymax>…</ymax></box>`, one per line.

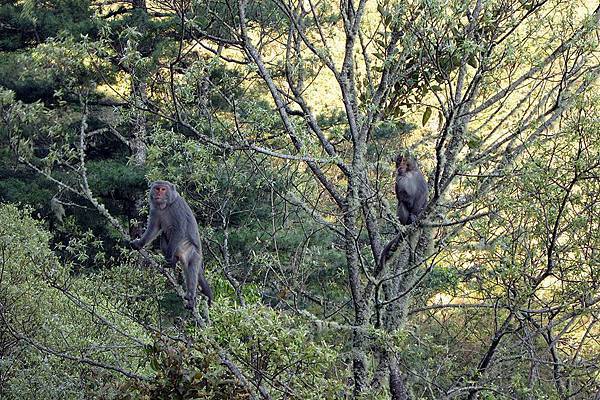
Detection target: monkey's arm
<box><xmin>131</xmin><ymin>209</ymin><xmax>161</xmax><ymax>249</ymax></box>
<box><xmin>397</xmin><ymin>202</ymin><xmax>411</xmax><ymax>225</ymax></box>
<box><xmin>163</xmin><ymin>226</ymin><xmax>186</xmax><ymax>265</ymax></box>
<box><xmin>396</xmin><ymin>179</ymin><xmax>410</xmax><ymax>223</ymax></box>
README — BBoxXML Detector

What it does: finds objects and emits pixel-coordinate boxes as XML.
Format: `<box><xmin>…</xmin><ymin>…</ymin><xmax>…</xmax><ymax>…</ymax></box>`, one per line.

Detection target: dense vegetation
<box><xmin>1</xmin><ymin>0</ymin><xmax>599</xmax><ymax>399</ymax></box>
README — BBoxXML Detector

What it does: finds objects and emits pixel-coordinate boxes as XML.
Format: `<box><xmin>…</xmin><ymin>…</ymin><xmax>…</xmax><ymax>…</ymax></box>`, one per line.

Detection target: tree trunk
<box><xmin>128</xmin><ymin>0</ymin><xmax>149</xmax><ymax>241</ymax></box>
<box><xmin>388</xmin><ymin>354</ymin><xmax>410</xmax><ymax>400</ymax></box>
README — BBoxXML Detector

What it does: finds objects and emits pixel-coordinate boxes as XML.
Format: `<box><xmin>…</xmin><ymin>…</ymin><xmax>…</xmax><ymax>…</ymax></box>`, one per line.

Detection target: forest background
<box><xmin>0</xmin><ymin>0</ymin><xmax>599</xmax><ymax>399</ymax></box>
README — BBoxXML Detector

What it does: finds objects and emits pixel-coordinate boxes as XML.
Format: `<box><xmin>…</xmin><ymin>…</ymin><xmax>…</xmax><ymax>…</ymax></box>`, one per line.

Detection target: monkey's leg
<box><xmin>189</xmin><ymin>249</ymin><xmax>213</xmax><ymax>307</ymax></box>
<box><xmin>182</xmin><ymin>253</ymin><xmax>199</xmax><ymax>310</ymax></box>
<box><xmin>164</xmin><ymin>231</ymin><xmax>184</xmax><ymax>266</ymax></box>
<box><xmin>197</xmin><ymin>271</ymin><xmax>213</xmax><ymax>307</ymax></box>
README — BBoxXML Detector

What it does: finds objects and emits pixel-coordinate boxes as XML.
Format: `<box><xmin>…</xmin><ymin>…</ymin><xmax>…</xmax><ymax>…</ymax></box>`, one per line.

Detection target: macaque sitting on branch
<box><xmin>394</xmin><ymin>154</ymin><xmax>428</xmax><ymax>225</ymax></box>
<box><xmin>131</xmin><ymin>181</ymin><xmax>213</xmax><ymax>309</ymax></box>
<box><xmin>378</xmin><ymin>154</ymin><xmax>429</xmax><ymax>267</ymax></box>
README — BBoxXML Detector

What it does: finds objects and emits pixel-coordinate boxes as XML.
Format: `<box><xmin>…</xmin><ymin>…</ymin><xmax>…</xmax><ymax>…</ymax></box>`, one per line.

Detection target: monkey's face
<box><xmin>396</xmin><ymin>156</ymin><xmax>409</xmax><ymax>173</ymax></box>
<box><xmin>396</xmin><ymin>155</ymin><xmax>416</xmax><ymax>174</ymax></box>
<box><xmin>154</xmin><ymin>185</ymin><xmax>168</xmax><ymax>201</ymax></box>
<box><xmin>150</xmin><ymin>181</ymin><xmax>176</xmax><ymax>208</ymax></box>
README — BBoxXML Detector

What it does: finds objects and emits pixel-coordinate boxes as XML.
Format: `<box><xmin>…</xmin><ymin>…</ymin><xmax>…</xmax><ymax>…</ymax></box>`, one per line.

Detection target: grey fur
<box><xmin>378</xmin><ymin>155</ymin><xmax>429</xmax><ymax>267</ymax></box>
<box><xmin>131</xmin><ymin>181</ymin><xmax>213</xmax><ymax>309</ymax></box>
<box><xmin>394</xmin><ymin>155</ymin><xmax>428</xmax><ymax>225</ymax></box>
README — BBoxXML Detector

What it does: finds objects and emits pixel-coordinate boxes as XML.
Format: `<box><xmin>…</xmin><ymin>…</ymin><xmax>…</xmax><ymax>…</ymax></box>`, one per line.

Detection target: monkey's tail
<box><xmin>374</xmin><ymin>232</ymin><xmax>407</xmax><ymax>329</ymax></box>
<box><xmin>377</xmin><ymin>233</ymin><xmax>404</xmax><ymax>271</ymax></box>
<box><xmin>199</xmin><ymin>277</ymin><xmax>213</xmax><ymax>306</ymax></box>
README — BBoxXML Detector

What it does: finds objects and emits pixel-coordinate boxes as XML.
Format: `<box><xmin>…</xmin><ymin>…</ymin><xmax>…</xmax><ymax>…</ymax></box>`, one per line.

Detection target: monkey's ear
<box><xmin>167</xmin><ymin>182</ymin><xmax>178</xmax><ymax>203</ymax></box>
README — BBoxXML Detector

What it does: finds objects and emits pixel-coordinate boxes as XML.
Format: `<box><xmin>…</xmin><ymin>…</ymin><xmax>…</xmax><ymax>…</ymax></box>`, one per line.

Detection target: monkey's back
<box><xmin>412</xmin><ymin>171</ymin><xmax>428</xmax><ymax>213</ymax></box>
<box><xmin>397</xmin><ymin>172</ymin><xmax>426</xmax><ymax>201</ymax></box>
<box><xmin>395</xmin><ymin>169</ymin><xmax>428</xmax><ymax>224</ymax></box>
<box><xmin>165</xmin><ymin>196</ymin><xmax>202</xmax><ymax>251</ymax></box>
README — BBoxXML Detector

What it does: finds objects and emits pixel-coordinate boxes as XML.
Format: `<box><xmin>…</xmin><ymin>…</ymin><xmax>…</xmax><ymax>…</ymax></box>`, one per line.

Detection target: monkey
<box><xmin>131</xmin><ymin>181</ymin><xmax>213</xmax><ymax>309</ymax></box>
<box><xmin>377</xmin><ymin>154</ymin><xmax>428</xmax><ymax>267</ymax></box>
<box><xmin>394</xmin><ymin>154</ymin><xmax>428</xmax><ymax>225</ymax></box>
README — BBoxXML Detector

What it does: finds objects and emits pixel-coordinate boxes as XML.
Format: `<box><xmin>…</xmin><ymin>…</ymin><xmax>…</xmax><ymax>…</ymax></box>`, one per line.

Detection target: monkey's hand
<box><xmin>184</xmin><ymin>297</ymin><xmax>196</xmax><ymax>310</ymax></box>
<box><xmin>130</xmin><ymin>239</ymin><xmax>143</xmax><ymax>250</ymax></box>
<box><xmin>165</xmin><ymin>256</ymin><xmax>178</xmax><ymax>267</ymax></box>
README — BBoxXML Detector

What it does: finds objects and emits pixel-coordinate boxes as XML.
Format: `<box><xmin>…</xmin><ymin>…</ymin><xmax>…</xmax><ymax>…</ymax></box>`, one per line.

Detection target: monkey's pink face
<box><xmin>153</xmin><ymin>185</ymin><xmax>169</xmax><ymax>204</ymax></box>
<box><xmin>396</xmin><ymin>158</ymin><xmax>409</xmax><ymax>173</ymax></box>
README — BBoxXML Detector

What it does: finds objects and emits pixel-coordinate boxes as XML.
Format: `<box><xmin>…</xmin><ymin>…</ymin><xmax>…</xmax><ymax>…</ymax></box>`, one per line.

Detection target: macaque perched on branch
<box><xmin>378</xmin><ymin>154</ymin><xmax>429</xmax><ymax>267</ymax></box>
<box><xmin>131</xmin><ymin>181</ymin><xmax>212</xmax><ymax>309</ymax></box>
<box><xmin>394</xmin><ymin>154</ymin><xmax>428</xmax><ymax>225</ymax></box>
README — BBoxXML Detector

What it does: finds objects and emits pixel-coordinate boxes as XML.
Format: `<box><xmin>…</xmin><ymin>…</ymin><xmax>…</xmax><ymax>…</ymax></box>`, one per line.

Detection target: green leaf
<box><xmin>422</xmin><ymin>106</ymin><xmax>432</xmax><ymax>126</ymax></box>
<box><xmin>150</xmin><ymin>357</ymin><xmax>160</xmax><ymax>371</ymax></box>
<box><xmin>467</xmin><ymin>53</ymin><xmax>478</xmax><ymax>68</ymax></box>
